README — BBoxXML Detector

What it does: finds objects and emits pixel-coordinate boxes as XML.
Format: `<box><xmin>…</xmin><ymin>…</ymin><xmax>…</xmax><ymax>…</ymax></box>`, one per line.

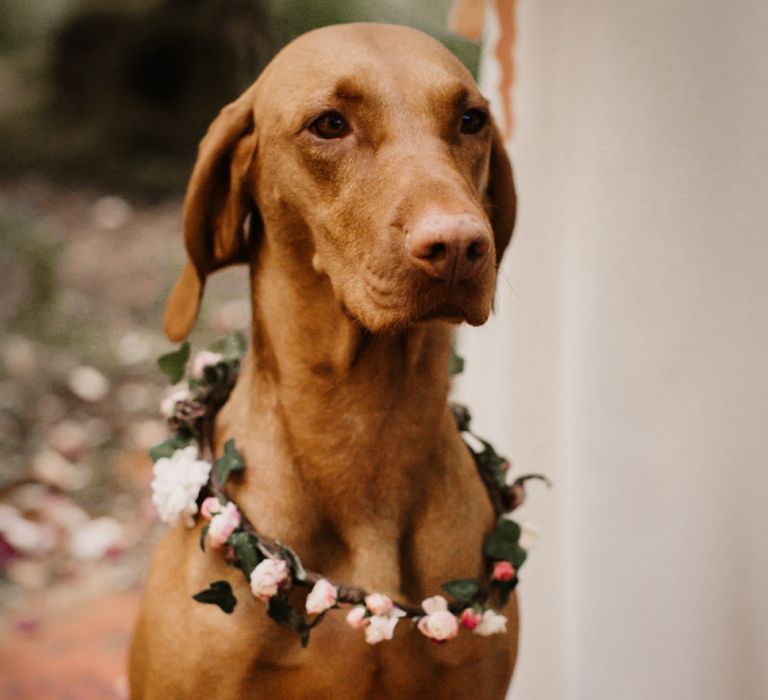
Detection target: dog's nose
<box><xmin>406</xmin><ymin>213</ymin><xmax>492</xmax><ymax>281</ymax></box>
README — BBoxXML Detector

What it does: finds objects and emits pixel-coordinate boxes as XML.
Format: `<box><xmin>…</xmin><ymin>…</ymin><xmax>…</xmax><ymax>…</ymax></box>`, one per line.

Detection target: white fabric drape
<box><xmin>455</xmin><ymin>2</ymin><xmax>768</xmax><ymax>698</ymax></box>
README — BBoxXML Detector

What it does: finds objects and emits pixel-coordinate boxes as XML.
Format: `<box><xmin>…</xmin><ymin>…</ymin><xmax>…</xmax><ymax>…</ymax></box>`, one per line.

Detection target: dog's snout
<box><xmin>406</xmin><ymin>213</ymin><xmax>491</xmax><ymax>281</ymax></box>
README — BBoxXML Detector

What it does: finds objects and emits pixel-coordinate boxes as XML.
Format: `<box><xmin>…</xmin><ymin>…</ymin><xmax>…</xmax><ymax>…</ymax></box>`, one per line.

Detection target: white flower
<box><xmin>151</xmin><ymin>446</ymin><xmax>211</xmax><ymax>527</ymax></box>
<box><xmin>364</xmin><ymin>593</ymin><xmax>394</xmax><ymax>616</ymax></box>
<box><xmin>346</xmin><ymin>605</ymin><xmax>369</xmax><ymax>629</ymax></box>
<box><xmin>421</xmin><ymin>595</ymin><xmax>449</xmax><ymax>615</ymax></box>
<box><xmin>160</xmin><ymin>385</ymin><xmax>191</xmax><ymax>418</ymax></box>
<box><xmin>365</xmin><ymin>612</ymin><xmax>405</xmax><ymax>644</ymax></box>
<box><xmin>361</xmin><ymin>602</ymin><xmax>406</xmax><ymax>644</ymax></box>
<box><xmin>473</xmin><ymin>609</ymin><xmax>508</xmax><ymax>636</ymax></box>
<box><xmin>250</xmin><ymin>558</ymin><xmax>290</xmax><ymax>601</ymax></box>
<box><xmin>192</xmin><ymin>351</ymin><xmax>224</xmax><ymax>378</ymax></box>
<box><xmin>306</xmin><ymin>579</ymin><xmax>338</xmax><ymax>614</ymax></box>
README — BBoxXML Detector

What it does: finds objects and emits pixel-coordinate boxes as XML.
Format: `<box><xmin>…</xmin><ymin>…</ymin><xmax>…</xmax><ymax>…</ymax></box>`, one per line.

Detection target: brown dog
<box><xmin>129</xmin><ymin>23</ymin><xmax>517</xmax><ymax>699</ymax></box>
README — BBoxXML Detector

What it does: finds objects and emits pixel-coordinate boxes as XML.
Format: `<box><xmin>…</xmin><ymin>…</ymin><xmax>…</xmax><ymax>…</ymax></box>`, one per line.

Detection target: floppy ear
<box><xmin>163</xmin><ymin>86</ymin><xmax>259</xmax><ymax>342</ymax></box>
<box><xmin>486</xmin><ymin>123</ymin><xmax>517</xmax><ymax>265</ymax></box>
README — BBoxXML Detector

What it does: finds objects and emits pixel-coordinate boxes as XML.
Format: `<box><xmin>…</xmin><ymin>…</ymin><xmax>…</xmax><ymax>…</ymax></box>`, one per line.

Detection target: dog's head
<box><xmin>164</xmin><ymin>23</ymin><xmax>515</xmax><ymax>341</ymax></box>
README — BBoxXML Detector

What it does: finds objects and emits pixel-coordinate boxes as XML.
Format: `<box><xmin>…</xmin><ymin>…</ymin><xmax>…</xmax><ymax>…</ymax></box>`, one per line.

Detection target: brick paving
<box><xmin>0</xmin><ymin>592</ymin><xmax>138</xmax><ymax>699</ymax></box>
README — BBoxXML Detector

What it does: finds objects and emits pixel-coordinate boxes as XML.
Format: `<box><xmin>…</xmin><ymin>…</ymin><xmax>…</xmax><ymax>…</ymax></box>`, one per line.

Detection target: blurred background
<box><xmin>2</xmin><ymin>0</ymin><xmax>768</xmax><ymax>699</ymax></box>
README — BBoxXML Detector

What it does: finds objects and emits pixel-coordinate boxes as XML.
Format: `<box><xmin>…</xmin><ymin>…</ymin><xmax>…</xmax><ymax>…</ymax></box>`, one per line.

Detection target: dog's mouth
<box><xmin>356</xmin><ymin>273</ymin><xmax>494</xmax><ymax>331</ymax></box>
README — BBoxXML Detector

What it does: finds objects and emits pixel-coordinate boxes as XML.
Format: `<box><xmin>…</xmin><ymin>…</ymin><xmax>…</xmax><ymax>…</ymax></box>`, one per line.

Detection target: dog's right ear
<box><xmin>163</xmin><ymin>86</ymin><xmax>259</xmax><ymax>342</ymax></box>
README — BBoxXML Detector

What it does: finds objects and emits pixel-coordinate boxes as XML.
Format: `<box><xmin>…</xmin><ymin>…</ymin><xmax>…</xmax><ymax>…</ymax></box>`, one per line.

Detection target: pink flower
<box><xmin>207</xmin><ymin>502</ymin><xmax>241</xmax><ymax>549</ymax></box>
<box><xmin>192</xmin><ymin>351</ymin><xmax>224</xmax><ymax>378</ymax></box>
<box><xmin>417</xmin><ymin>596</ymin><xmax>459</xmax><ymax>641</ymax></box>
<box><xmin>493</xmin><ymin>560</ymin><xmax>516</xmax><ymax>581</ymax></box>
<box><xmin>200</xmin><ymin>497</ymin><xmax>223</xmax><ymax>520</ymax></box>
<box><xmin>473</xmin><ymin>609</ymin><xmax>508</xmax><ymax>636</ymax></box>
<box><xmin>346</xmin><ymin>605</ymin><xmax>369</xmax><ymax>629</ymax></box>
<box><xmin>249</xmin><ymin>558</ymin><xmax>290</xmax><ymax>601</ymax></box>
<box><xmin>306</xmin><ymin>579</ymin><xmax>338</xmax><ymax>614</ymax></box>
<box><xmin>460</xmin><ymin>608</ymin><xmax>482</xmax><ymax>630</ymax></box>
<box><xmin>364</xmin><ymin>593</ymin><xmax>394</xmax><ymax>616</ymax></box>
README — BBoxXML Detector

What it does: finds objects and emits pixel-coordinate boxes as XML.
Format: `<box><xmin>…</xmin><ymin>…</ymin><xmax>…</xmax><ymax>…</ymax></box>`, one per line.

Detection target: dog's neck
<box><xmin>234</xmin><ymin>232</ymin><xmax>455</xmax><ymax>499</ymax></box>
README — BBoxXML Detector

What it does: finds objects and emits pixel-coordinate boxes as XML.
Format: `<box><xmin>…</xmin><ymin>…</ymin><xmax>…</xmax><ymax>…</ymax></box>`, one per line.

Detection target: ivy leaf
<box><xmin>278</xmin><ymin>543</ymin><xmax>307</xmax><ymax>582</ymax></box>
<box><xmin>268</xmin><ymin>597</ymin><xmax>304</xmax><ymax>630</ymax></box>
<box><xmin>450</xmin><ymin>403</ymin><xmax>472</xmax><ymax>432</ymax></box>
<box><xmin>215</xmin><ymin>439</ymin><xmax>245</xmax><ymax>486</ymax></box>
<box><xmin>483</xmin><ymin>519</ymin><xmax>523</xmax><ymax>562</ymax></box>
<box><xmin>496</xmin><ymin>579</ymin><xmax>518</xmax><ymax>607</ymax></box>
<box><xmin>449</xmin><ymin>346</ymin><xmax>465</xmax><ymax>377</ymax></box>
<box><xmin>475</xmin><ymin>436</ymin><xmax>509</xmax><ymax>470</ymax></box>
<box><xmin>157</xmin><ymin>342</ymin><xmax>190</xmax><ymax>384</ymax></box>
<box><xmin>441</xmin><ymin>578</ymin><xmax>480</xmax><ymax>603</ymax></box>
<box><xmin>508</xmin><ymin>543</ymin><xmax>528</xmax><ymax>570</ymax></box>
<box><xmin>267</xmin><ymin>597</ymin><xmax>312</xmax><ymax>646</ymax></box>
<box><xmin>199</xmin><ymin>524</ymin><xmax>210</xmax><ymax>552</ymax></box>
<box><xmin>149</xmin><ymin>433</ymin><xmax>191</xmax><ymax>462</ymax></box>
<box><xmin>192</xmin><ymin>580</ymin><xmax>237</xmax><ymax>614</ymax></box>
<box><xmin>267</xmin><ymin>596</ymin><xmax>293</xmax><ymax>626</ymax></box>
<box><xmin>228</xmin><ymin>531</ymin><xmax>263</xmax><ymax>580</ymax></box>
<box><xmin>210</xmin><ymin>332</ymin><xmax>248</xmax><ymax>359</ymax></box>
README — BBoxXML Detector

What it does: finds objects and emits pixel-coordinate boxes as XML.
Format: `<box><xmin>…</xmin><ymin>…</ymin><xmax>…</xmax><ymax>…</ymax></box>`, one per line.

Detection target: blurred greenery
<box><xmin>0</xmin><ymin>0</ymin><xmax>480</xmax><ymax>198</ymax></box>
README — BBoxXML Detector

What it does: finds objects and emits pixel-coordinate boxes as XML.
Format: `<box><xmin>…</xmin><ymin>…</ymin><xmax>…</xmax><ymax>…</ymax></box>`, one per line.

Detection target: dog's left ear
<box><xmin>485</xmin><ymin>123</ymin><xmax>517</xmax><ymax>265</ymax></box>
<box><xmin>163</xmin><ymin>86</ymin><xmax>259</xmax><ymax>342</ymax></box>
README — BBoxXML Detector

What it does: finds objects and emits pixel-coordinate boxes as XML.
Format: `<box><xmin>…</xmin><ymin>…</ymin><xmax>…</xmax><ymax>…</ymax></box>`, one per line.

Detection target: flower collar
<box><xmin>150</xmin><ymin>334</ymin><xmax>548</xmax><ymax>647</ymax></box>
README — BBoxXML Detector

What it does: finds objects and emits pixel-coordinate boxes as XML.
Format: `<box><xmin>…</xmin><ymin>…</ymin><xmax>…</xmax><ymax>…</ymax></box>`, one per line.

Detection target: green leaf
<box><xmin>199</xmin><ymin>524</ymin><xmax>210</xmax><ymax>552</ymax></box>
<box><xmin>278</xmin><ymin>543</ymin><xmax>307</xmax><ymax>582</ymax></box>
<box><xmin>157</xmin><ymin>341</ymin><xmax>190</xmax><ymax>384</ymax></box>
<box><xmin>483</xmin><ymin>519</ymin><xmax>523</xmax><ymax>561</ymax></box>
<box><xmin>149</xmin><ymin>433</ymin><xmax>191</xmax><ymax>462</ymax></box>
<box><xmin>449</xmin><ymin>346</ymin><xmax>465</xmax><ymax>377</ymax></box>
<box><xmin>192</xmin><ymin>580</ymin><xmax>237</xmax><ymax>614</ymax></box>
<box><xmin>267</xmin><ymin>597</ymin><xmax>312</xmax><ymax>646</ymax></box>
<box><xmin>475</xmin><ymin>436</ymin><xmax>508</xmax><ymax>469</ymax></box>
<box><xmin>228</xmin><ymin>531</ymin><xmax>263</xmax><ymax>580</ymax></box>
<box><xmin>215</xmin><ymin>439</ymin><xmax>245</xmax><ymax>486</ymax></box>
<box><xmin>496</xmin><ymin>579</ymin><xmax>518</xmax><ymax>607</ymax></box>
<box><xmin>508</xmin><ymin>543</ymin><xmax>527</xmax><ymax>570</ymax></box>
<box><xmin>267</xmin><ymin>596</ymin><xmax>295</xmax><ymax>626</ymax></box>
<box><xmin>450</xmin><ymin>403</ymin><xmax>472</xmax><ymax>432</ymax></box>
<box><xmin>209</xmin><ymin>332</ymin><xmax>248</xmax><ymax>359</ymax></box>
<box><xmin>441</xmin><ymin>578</ymin><xmax>480</xmax><ymax>602</ymax></box>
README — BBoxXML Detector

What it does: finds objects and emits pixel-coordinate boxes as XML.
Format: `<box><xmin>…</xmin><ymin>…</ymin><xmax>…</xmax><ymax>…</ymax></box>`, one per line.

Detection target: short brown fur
<box><xmin>130</xmin><ymin>23</ymin><xmax>517</xmax><ymax>699</ymax></box>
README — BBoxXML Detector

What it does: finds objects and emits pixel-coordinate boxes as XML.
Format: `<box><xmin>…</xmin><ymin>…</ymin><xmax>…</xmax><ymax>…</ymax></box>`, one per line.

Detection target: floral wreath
<box><xmin>150</xmin><ymin>334</ymin><xmax>549</xmax><ymax>647</ymax></box>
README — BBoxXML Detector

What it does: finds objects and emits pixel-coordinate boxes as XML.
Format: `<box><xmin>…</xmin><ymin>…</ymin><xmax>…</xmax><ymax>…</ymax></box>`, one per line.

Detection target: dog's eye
<box><xmin>460</xmin><ymin>108</ymin><xmax>488</xmax><ymax>135</ymax></box>
<box><xmin>310</xmin><ymin>111</ymin><xmax>350</xmax><ymax>139</ymax></box>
